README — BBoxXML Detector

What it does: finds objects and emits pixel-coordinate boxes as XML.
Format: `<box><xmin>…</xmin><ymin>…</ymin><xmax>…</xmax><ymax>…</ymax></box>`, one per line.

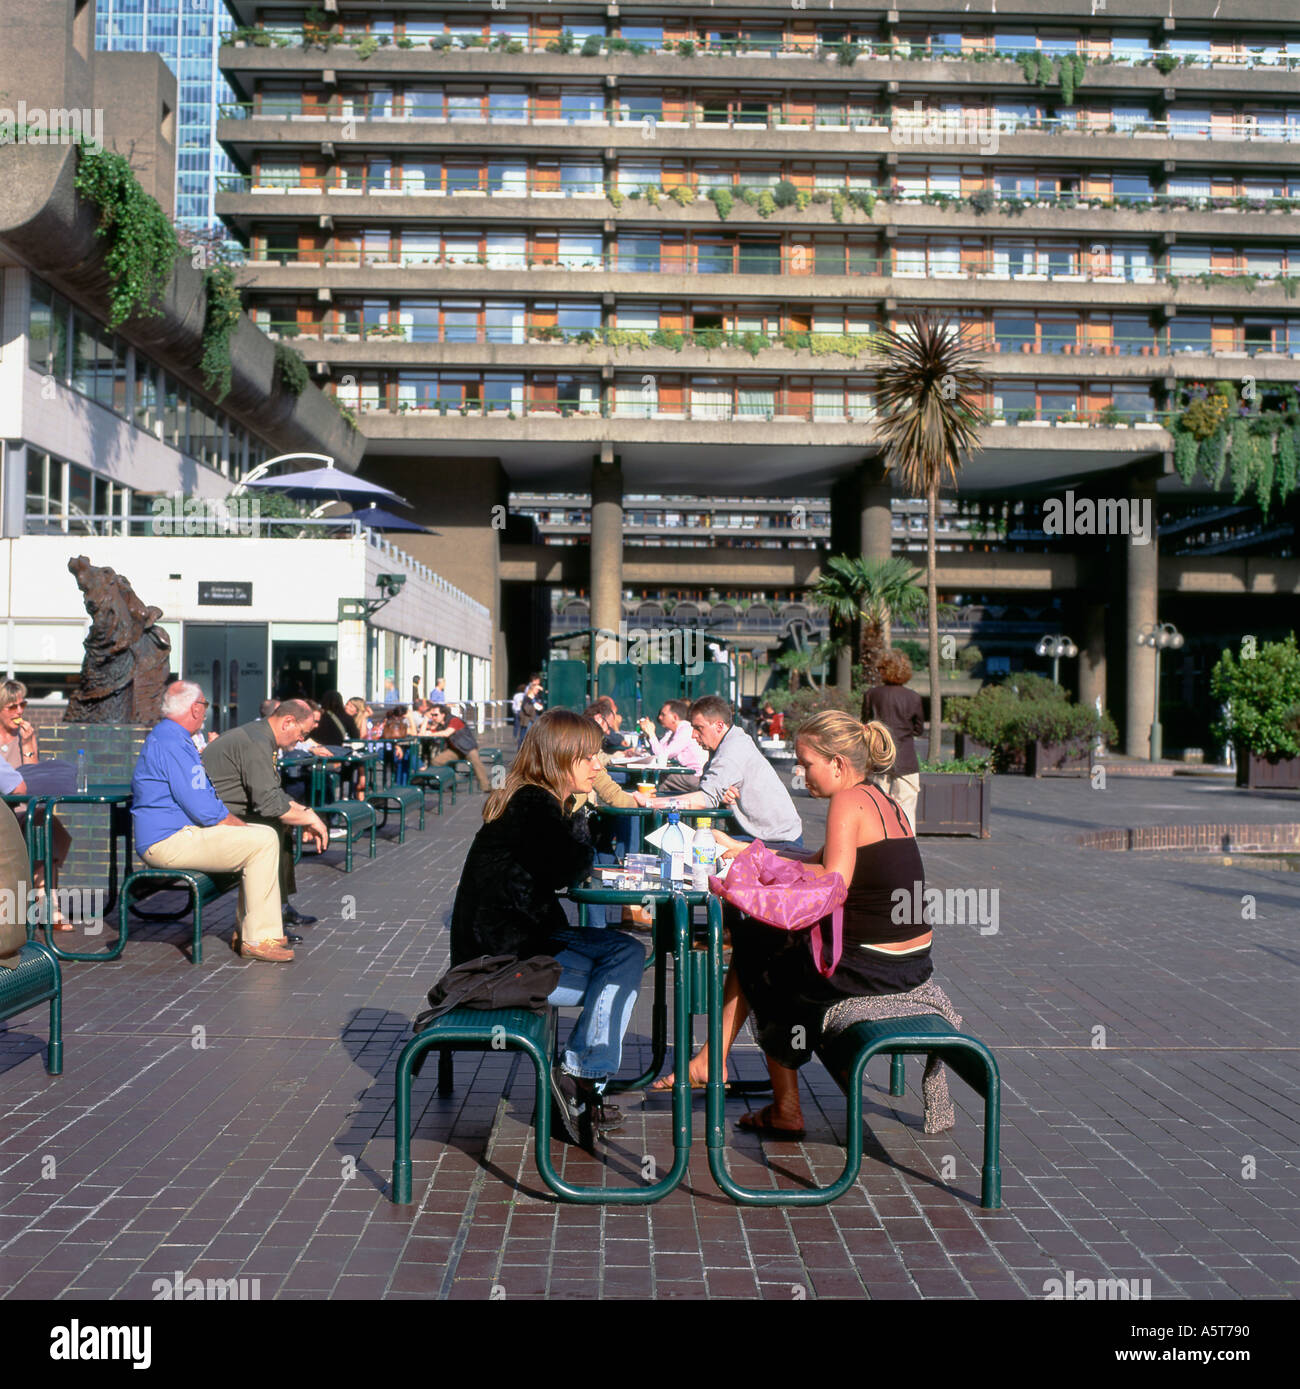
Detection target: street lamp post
<box><xmin>1135</xmin><ymin>621</ymin><xmax>1184</xmax><ymax>762</ymax></box>
<box><xmin>1035</xmin><ymin>634</ymin><xmax>1078</xmax><ymax>689</ymax></box>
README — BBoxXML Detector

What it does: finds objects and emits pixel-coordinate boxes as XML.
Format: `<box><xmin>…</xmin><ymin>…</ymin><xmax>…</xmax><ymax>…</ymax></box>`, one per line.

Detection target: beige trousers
<box><xmin>873</xmin><ymin>772</ymin><xmax>920</xmax><ymax>833</ymax></box>
<box><xmin>430</xmin><ymin>746</ymin><xmax>492</xmax><ymax>791</ymax></box>
<box><xmin>141</xmin><ymin>823</ymin><xmax>282</xmax><ymax>946</ymax></box>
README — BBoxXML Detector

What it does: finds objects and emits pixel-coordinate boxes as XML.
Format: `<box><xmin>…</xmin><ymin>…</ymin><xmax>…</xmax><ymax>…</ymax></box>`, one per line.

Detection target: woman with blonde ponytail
<box><xmin>449</xmin><ymin>710</ymin><xmax>646</xmax><ymax>1145</ymax></box>
<box><xmin>656</xmin><ymin>709</ymin><xmax>964</xmax><ymax>1136</ymax></box>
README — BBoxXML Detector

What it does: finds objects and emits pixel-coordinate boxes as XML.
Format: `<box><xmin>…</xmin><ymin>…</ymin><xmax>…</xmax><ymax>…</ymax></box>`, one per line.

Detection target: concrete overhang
<box><xmin>361</xmin><ymin>416</ymin><xmax>1168</xmax><ymax>495</ymax></box>
<box><xmin>0</xmin><ymin>143</ymin><xmax>363</xmax><ymax>470</ymax></box>
<box><xmin>216</xmin><ymin>116</ymin><xmax>1300</xmax><ymax>169</ymax></box>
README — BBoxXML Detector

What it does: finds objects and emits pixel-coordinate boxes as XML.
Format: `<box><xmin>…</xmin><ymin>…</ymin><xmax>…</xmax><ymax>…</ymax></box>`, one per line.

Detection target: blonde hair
<box><xmin>794</xmin><ymin>710</ymin><xmax>896</xmax><ymax>777</ymax></box>
<box><xmin>483</xmin><ymin>709</ymin><xmax>601</xmax><ymax>822</ymax></box>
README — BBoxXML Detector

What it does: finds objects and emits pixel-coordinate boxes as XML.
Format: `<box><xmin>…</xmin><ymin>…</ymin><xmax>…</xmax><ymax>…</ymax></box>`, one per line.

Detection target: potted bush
<box><xmin>949</xmin><ymin>675</ymin><xmax>1115</xmax><ymax>776</ymax></box>
<box><xmin>1211</xmin><ymin>633</ymin><xmax>1300</xmax><ymax>788</ymax></box>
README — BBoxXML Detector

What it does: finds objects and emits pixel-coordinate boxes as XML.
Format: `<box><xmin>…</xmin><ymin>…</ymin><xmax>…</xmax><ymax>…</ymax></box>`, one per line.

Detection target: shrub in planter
<box><xmin>1210</xmin><ymin>632</ymin><xmax>1300</xmax><ymax>765</ymax></box>
<box><xmin>948</xmin><ymin>679</ymin><xmax>1113</xmax><ymax>772</ymax></box>
<box><xmin>773</xmin><ymin>179</ymin><xmax>799</xmax><ymax>207</ymax></box>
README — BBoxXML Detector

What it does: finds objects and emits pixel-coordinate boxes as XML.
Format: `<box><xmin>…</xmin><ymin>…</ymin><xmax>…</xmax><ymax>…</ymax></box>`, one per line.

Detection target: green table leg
<box><xmin>532</xmin><ymin>892</ymin><xmax>693</xmax><ymax>1203</ymax></box>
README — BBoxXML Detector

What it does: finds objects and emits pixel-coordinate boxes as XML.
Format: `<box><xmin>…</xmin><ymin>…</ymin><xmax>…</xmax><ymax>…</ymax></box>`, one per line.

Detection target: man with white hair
<box><xmin>130</xmin><ymin>681</ymin><xmax>292</xmax><ymax>963</ymax></box>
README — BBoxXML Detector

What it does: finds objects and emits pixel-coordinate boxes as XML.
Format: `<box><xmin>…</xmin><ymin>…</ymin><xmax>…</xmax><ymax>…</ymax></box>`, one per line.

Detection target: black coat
<box><xmin>449</xmin><ymin>784</ymin><xmax>594</xmax><ymax>964</ymax></box>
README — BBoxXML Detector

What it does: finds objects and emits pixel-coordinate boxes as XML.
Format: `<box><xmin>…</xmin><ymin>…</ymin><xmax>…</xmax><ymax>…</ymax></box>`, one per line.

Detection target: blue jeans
<box><xmin>731</xmin><ymin>832</ymin><xmax>805</xmax><ymax>852</ymax></box>
<box><xmin>547</xmin><ymin>926</ymin><xmax>644</xmax><ymax>1086</ymax></box>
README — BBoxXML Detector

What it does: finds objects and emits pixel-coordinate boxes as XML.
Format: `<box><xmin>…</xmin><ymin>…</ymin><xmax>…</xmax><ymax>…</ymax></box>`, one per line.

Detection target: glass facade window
<box><xmin>95</xmin><ymin>0</ymin><xmax>236</xmax><ymax>231</ymax></box>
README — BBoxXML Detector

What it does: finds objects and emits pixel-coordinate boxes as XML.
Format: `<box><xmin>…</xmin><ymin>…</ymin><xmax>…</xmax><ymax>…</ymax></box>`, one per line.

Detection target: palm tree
<box><xmin>872</xmin><ymin>312</ymin><xmax>985</xmax><ymax>761</ymax></box>
<box><xmin>811</xmin><ymin>555</ymin><xmax>928</xmax><ymax>691</ymax></box>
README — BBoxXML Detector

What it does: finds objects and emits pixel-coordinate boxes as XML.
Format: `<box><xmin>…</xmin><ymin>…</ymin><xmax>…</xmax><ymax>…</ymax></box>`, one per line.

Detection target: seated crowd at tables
<box><xmin>123</xmin><ymin>681</ymin><xmax>492</xmax><ymax>964</ymax></box>
<box><xmin>73</xmin><ymin>659</ymin><xmax>954</xmax><ymax>1146</ymax></box>
<box><xmin>448</xmin><ymin>669</ymin><xmax>959</xmax><ymax>1148</ymax></box>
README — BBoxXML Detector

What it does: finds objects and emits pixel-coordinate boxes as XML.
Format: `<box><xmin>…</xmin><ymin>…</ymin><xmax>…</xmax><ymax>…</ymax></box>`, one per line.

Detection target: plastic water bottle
<box><xmin>691</xmin><ymin>818</ymin><xmax>717</xmax><ymax>891</ymax></box>
<box><xmin>660</xmin><ymin>809</ymin><xmax>688</xmax><ymax>884</ymax></box>
<box><xmin>76</xmin><ymin>749</ymin><xmax>88</xmax><ymax>793</ymax></box>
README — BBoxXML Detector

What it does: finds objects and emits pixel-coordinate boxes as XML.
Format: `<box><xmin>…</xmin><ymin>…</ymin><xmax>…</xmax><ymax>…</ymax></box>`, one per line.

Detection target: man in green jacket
<box><xmin>201</xmin><ymin>700</ymin><xmax>329</xmax><ymax>936</ymax></box>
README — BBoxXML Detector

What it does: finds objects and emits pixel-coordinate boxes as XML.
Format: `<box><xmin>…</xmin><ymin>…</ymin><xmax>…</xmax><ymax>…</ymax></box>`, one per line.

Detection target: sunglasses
<box><xmin>4</xmin><ymin>701</ymin><xmax>28</xmax><ymax>710</ymax></box>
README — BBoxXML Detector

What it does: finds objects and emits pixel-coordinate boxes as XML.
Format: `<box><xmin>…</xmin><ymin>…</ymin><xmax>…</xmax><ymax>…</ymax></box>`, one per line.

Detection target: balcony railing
<box><xmin>220</xmin><ymin>99</ymin><xmax>1300</xmax><ymax>143</ymax></box>
<box><xmin>334</xmin><ymin>390</ymin><xmax>1163</xmax><ymax>427</ymax></box>
<box><xmin>216</xmin><ymin>176</ymin><xmax>1300</xmax><ymax>217</ymax></box>
<box><xmin>248</xmin><ymin>245</ymin><xmax>1300</xmax><ymax>288</ymax></box>
<box><xmin>261</xmin><ymin>320</ymin><xmax>1298</xmax><ymax>361</ymax></box>
<box><xmin>224</xmin><ymin>29</ymin><xmax>1300</xmax><ymax>71</ymax></box>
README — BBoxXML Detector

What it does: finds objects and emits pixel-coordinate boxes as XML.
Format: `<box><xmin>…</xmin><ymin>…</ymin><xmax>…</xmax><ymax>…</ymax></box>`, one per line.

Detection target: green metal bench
<box><xmin>319</xmin><ymin>802</ymin><xmax>377</xmax><ymax>872</ymax></box>
<box><xmin>76</xmin><ymin>868</ymin><xmax>240</xmax><ymax>965</ymax></box>
<box><xmin>367</xmin><ymin>785</ymin><xmax>426</xmax><ymax>842</ymax></box>
<box><xmin>393</xmin><ymin>1006</ymin><xmax>557</xmax><ymax>1205</ymax></box>
<box><xmin>0</xmin><ymin>941</ymin><xmax>63</xmax><ymax>1074</ymax></box>
<box><xmin>704</xmin><ymin>912</ymin><xmax>1002</xmax><ymax>1210</ymax></box>
<box><xmin>411</xmin><ymin>765</ymin><xmax>456</xmax><ymax>813</ymax></box>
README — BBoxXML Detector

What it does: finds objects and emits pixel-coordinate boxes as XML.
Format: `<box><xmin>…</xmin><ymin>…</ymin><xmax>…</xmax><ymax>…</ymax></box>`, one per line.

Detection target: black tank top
<box><xmin>840</xmin><ymin>785</ymin><xmax>927</xmax><ymax>948</ymax></box>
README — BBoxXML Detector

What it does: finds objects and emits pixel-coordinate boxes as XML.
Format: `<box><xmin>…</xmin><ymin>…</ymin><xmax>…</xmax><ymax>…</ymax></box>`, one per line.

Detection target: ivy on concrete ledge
<box><xmin>274</xmin><ymin>341</ymin><xmax>310</xmax><ymax>395</ymax></box>
<box><xmin>199</xmin><ymin>265</ymin><xmax>243</xmax><ymax>401</ymax></box>
<box><xmin>73</xmin><ymin>148</ymin><xmax>179</xmax><ymax>327</ymax></box>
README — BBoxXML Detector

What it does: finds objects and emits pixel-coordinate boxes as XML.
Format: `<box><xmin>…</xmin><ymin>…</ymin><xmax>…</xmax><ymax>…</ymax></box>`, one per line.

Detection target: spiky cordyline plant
<box><xmin>872</xmin><ymin>312</ymin><xmax>985</xmax><ymax>761</ymax></box>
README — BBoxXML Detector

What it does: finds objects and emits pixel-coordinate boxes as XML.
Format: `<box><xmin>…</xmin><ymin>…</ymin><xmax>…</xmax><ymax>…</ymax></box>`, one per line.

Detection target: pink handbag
<box><xmin>709</xmin><ymin>842</ymin><xmax>848</xmax><ymax>978</ymax></box>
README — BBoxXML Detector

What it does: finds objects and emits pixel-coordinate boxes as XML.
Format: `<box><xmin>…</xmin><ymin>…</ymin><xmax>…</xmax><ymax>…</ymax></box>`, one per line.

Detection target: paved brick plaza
<box><xmin>1</xmin><ymin>755</ymin><xmax>1297</xmax><ymax>1301</ymax></box>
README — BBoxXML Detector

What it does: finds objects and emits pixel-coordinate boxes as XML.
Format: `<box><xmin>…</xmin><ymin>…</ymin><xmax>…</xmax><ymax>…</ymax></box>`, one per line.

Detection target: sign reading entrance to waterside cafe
<box><xmin>198</xmin><ymin>581</ymin><xmax>253</xmax><ymax>606</ymax></box>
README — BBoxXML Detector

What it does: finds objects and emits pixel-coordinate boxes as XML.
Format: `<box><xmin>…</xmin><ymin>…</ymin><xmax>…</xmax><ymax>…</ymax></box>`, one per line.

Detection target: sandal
<box><xmin>650</xmin><ymin>1073</ymin><xmax>706</xmax><ymax>1091</ymax></box>
<box><xmin>736</xmin><ymin>1104</ymin><xmax>805</xmax><ymax>1140</ymax></box>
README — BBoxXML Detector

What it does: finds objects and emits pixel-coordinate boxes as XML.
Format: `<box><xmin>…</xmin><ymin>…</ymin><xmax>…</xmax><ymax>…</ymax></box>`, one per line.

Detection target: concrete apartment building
<box><xmin>0</xmin><ymin>0</ymin><xmax>492</xmax><ymax>719</ymax></box>
<box><xmin>215</xmin><ymin>2</ymin><xmax>1300</xmax><ymax>750</ymax></box>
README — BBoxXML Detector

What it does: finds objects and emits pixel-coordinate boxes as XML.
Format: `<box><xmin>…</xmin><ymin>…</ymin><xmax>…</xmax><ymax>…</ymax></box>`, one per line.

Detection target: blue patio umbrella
<box><xmin>343</xmin><ymin>504</ymin><xmax>437</xmax><ymax>535</ymax></box>
<box><xmin>241</xmin><ymin>467</ymin><xmax>409</xmax><ymax>508</ymax></box>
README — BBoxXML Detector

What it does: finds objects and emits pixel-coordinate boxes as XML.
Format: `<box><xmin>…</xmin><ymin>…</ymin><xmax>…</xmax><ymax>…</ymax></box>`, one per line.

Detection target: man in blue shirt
<box><xmin>132</xmin><ymin>681</ymin><xmax>291</xmax><ymax>963</ymax></box>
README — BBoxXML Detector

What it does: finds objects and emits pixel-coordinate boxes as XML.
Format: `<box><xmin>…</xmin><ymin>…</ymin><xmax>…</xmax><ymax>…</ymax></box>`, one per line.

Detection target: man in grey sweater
<box><xmin>633</xmin><ymin>695</ymin><xmax>803</xmax><ymax>849</ymax></box>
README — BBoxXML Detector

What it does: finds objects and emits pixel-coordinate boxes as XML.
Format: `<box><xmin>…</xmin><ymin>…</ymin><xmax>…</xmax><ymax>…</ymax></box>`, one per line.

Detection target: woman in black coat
<box><xmin>449</xmin><ymin>709</ymin><xmax>645</xmax><ymax>1141</ymax></box>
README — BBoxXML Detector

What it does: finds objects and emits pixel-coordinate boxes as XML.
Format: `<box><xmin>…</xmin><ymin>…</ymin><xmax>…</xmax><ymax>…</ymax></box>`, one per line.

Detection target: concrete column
<box><xmin>1078</xmin><ymin>602</ymin><xmax>1107</xmax><ymax>715</ymax></box>
<box><xmin>1124</xmin><ymin>480</ymin><xmax>1159</xmax><ymax>758</ymax></box>
<box><xmin>590</xmin><ymin>457</ymin><xmax>624</xmax><ymax>669</ymax></box>
<box><xmin>858</xmin><ymin>462</ymin><xmax>893</xmax><ymax>563</ymax></box>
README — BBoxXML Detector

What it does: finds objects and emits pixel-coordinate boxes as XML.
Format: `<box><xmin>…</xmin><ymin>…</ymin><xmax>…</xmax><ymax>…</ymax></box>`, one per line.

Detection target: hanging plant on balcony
<box><xmin>199</xmin><ymin>265</ymin><xmax>242</xmax><ymax>401</ymax></box>
<box><xmin>73</xmin><ymin>148</ymin><xmax>179</xmax><ymax>327</ymax></box>
<box><xmin>1058</xmin><ymin>54</ymin><xmax>1087</xmax><ymax>106</ymax></box>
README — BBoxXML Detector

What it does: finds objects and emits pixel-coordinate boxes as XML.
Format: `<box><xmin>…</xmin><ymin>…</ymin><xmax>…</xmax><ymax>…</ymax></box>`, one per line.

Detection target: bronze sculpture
<box><xmin>63</xmin><ymin>557</ymin><xmax>172</xmax><ymax>724</ymax></box>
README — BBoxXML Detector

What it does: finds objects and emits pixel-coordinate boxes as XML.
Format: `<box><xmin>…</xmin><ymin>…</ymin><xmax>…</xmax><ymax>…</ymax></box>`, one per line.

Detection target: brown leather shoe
<box><xmin>238</xmin><ymin>939</ymin><xmax>294</xmax><ymax>963</ymax></box>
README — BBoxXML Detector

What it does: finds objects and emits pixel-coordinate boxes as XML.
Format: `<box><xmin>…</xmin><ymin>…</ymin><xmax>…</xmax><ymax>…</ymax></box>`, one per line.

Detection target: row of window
<box><xmin>27</xmin><ymin>277</ymin><xmax>271</xmax><ymax>479</ymax></box>
<box><xmin>330</xmin><ymin>371</ymin><xmax>1158</xmax><ymax>422</ymax></box>
<box><xmin>254</xmin><ymin>299</ymin><xmax>1300</xmax><ymax>356</ymax></box>
<box><xmin>247</xmin><ymin>85</ymin><xmax>1300</xmax><ymax>136</ymax></box>
<box><xmin>241</xmin><ymin>157</ymin><xmax>1300</xmax><ymax>201</ymax></box>
<box><xmin>533</xmin><ymin>510</ymin><xmax>832</xmax><ymax>529</ymax></box>
<box><xmin>247</xmin><ymin>226</ymin><xmax>1300</xmax><ymax>279</ymax></box>
<box><xmin>25</xmin><ymin>450</ymin><xmax>144</xmax><ymax>536</ymax></box>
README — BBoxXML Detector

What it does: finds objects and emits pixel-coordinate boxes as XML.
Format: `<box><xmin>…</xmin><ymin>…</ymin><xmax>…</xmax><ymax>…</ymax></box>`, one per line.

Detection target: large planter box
<box><xmin>1238</xmin><ymin>752</ymin><xmax>1300</xmax><ymax>790</ymax></box>
<box><xmin>916</xmin><ymin>773</ymin><xmax>990</xmax><ymax>837</ymax></box>
<box><xmin>1026</xmin><ymin>739</ymin><xmax>1090</xmax><ymax>778</ymax></box>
